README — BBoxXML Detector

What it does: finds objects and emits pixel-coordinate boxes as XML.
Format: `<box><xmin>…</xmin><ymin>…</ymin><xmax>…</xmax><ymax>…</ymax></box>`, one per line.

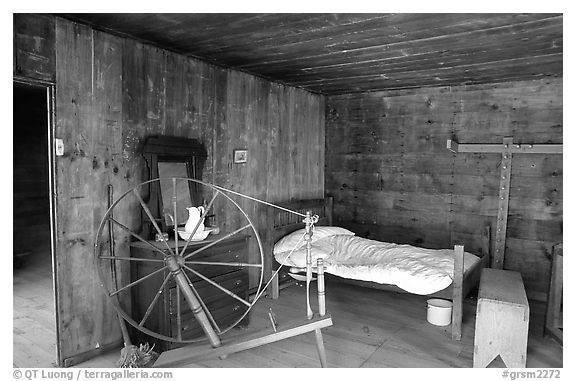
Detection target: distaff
<box><xmin>303</xmin><ymin>211</ymin><xmax>319</xmax><ymax>320</ymax></box>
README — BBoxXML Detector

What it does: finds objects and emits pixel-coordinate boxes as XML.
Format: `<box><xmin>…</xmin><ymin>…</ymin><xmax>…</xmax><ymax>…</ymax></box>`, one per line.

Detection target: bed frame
<box><xmin>264</xmin><ymin>197</ymin><xmax>491</xmax><ymax>340</ymax></box>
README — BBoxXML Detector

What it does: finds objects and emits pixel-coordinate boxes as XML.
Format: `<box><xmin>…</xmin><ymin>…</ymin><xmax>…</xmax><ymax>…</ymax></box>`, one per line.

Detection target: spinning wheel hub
<box><xmin>165</xmin><ymin>255</ymin><xmax>185</xmax><ymax>273</ymax></box>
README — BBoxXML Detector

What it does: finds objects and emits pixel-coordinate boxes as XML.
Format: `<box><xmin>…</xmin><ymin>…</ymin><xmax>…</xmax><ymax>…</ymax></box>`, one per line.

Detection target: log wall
<box><xmin>13</xmin><ymin>14</ymin><xmax>324</xmax><ymax>365</ymax></box>
<box><xmin>325</xmin><ymin>78</ymin><xmax>562</xmax><ymax>300</ymax></box>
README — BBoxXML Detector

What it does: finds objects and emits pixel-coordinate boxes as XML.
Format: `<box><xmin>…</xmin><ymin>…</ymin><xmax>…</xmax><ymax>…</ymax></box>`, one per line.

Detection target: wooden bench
<box><xmin>473</xmin><ymin>268</ymin><xmax>529</xmax><ymax>368</ymax></box>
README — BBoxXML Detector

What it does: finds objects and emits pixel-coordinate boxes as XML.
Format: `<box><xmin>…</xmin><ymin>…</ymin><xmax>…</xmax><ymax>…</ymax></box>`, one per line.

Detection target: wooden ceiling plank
<box><xmin>172</xmin><ymin>13</ymin><xmax>554</xmax><ymax>56</ymax></box>
<box><xmin>326</xmin><ymin>76</ymin><xmax>561</xmax><ymax>98</ymax></box>
<box><xmin>61</xmin><ymin>13</ymin><xmax>563</xmax><ymax>94</ymax></box>
<box><xmin>268</xmin><ymin>42</ymin><xmax>562</xmax><ymax>83</ymax></box>
<box><xmin>300</xmin><ymin>38</ymin><xmax>562</xmax><ymax>73</ymax></box>
<box><xmin>293</xmin><ymin>53</ymin><xmax>562</xmax><ymax>86</ymax></box>
<box><xmin>200</xmin><ymin>13</ymin><xmax>555</xmax><ymax>58</ymax></box>
<box><xmin>169</xmin><ymin>13</ymin><xmax>455</xmax><ymax>53</ymax></box>
<box><xmin>311</xmin><ymin>68</ymin><xmax>561</xmax><ymax>95</ymax></box>
<box><xmin>244</xmin><ymin>37</ymin><xmax>561</xmax><ymax>84</ymax></box>
<box><xmin>308</xmin><ymin>63</ymin><xmax>561</xmax><ymax>90</ymax></box>
<box><xmin>174</xmin><ymin>14</ymin><xmax>392</xmax><ymax>46</ymax></box>
<box><xmin>260</xmin><ymin>31</ymin><xmax>561</xmax><ymax>75</ymax></box>
<box><xmin>158</xmin><ymin>13</ymin><xmax>386</xmax><ymax>52</ymax></box>
<box><xmin>232</xmin><ymin>17</ymin><xmax>562</xmax><ymax>69</ymax></box>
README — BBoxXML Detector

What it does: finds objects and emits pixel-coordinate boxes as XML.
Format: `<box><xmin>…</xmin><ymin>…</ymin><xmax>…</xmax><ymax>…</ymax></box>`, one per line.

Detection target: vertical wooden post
<box><xmin>494</xmin><ymin>137</ymin><xmax>513</xmax><ymax>269</ymax></box>
<box><xmin>452</xmin><ymin>245</ymin><xmax>464</xmax><ymax>341</ymax></box>
<box><xmin>266</xmin><ymin>207</ymin><xmax>280</xmax><ymax>299</ymax></box>
<box><xmin>314</xmin><ymin>258</ymin><xmax>328</xmax><ymax>367</ymax></box>
<box><xmin>317</xmin><ymin>258</ymin><xmax>326</xmax><ymax>316</ymax></box>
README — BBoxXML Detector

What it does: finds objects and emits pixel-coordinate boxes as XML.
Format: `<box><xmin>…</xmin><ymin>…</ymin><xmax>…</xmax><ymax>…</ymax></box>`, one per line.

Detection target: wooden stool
<box><xmin>473</xmin><ymin>268</ymin><xmax>529</xmax><ymax>368</ymax></box>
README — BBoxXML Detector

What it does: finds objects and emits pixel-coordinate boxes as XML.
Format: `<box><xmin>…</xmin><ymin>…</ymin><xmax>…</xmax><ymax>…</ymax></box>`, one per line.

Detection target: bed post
<box><xmin>314</xmin><ymin>258</ymin><xmax>328</xmax><ymax>367</ymax></box>
<box><xmin>452</xmin><ymin>245</ymin><xmax>465</xmax><ymax>340</ymax></box>
<box><xmin>317</xmin><ymin>259</ymin><xmax>326</xmax><ymax>316</ymax></box>
<box><xmin>266</xmin><ymin>206</ymin><xmax>280</xmax><ymax>299</ymax></box>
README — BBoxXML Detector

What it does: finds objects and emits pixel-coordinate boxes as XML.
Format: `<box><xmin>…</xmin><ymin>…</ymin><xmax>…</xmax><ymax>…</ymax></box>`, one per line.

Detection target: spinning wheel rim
<box><xmin>94</xmin><ymin>178</ymin><xmax>265</xmax><ymax>344</ymax></box>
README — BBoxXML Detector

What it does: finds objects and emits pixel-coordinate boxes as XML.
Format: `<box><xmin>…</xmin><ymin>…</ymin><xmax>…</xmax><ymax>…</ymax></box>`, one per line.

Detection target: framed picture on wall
<box><xmin>233</xmin><ymin>149</ymin><xmax>248</xmax><ymax>164</ymax></box>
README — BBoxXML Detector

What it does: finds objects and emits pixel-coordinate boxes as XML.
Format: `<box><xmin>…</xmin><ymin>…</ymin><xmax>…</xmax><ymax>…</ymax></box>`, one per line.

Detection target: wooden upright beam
<box><xmin>452</xmin><ymin>245</ymin><xmax>464</xmax><ymax>340</ymax></box>
<box><xmin>447</xmin><ymin>137</ymin><xmax>562</xmax><ymax>269</ymax></box>
<box><xmin>493</xmin><ymin>137</ymin><xmax>513</xmax><ymax>269</ymax></box>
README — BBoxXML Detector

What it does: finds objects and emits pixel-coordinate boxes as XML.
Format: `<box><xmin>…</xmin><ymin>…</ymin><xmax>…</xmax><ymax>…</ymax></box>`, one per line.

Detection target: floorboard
<box><xmin>13</xmin><ymin>250</ymin><xmax>58</xmax><ymax>368</ymax></box>
<box><xmin>76</xmin><ymin>280</ymin><xmax>562</xmax><ymax>368</ymax></box>
<box><xmin>14</xmin><ymin>259</ymin><xmax>562</xmax><ymax>368</ymax></box>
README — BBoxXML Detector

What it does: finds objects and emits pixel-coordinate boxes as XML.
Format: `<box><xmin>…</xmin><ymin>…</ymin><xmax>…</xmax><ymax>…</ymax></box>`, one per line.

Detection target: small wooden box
<box><xmin>473</xmin><ymin>268</ymin><xmax>529</xmax><ymax>368</ymax></box>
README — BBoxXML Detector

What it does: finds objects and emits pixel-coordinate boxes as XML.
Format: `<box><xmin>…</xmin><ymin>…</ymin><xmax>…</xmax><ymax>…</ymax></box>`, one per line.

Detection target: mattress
<box><xmin>273</xmin><ymin>228</ymin><xmax>480</xmax><ymax>295</ymax></box>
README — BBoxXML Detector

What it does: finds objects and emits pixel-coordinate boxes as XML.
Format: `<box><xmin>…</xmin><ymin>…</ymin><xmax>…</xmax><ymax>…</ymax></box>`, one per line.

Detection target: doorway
<box><xmin>13</xmin><ymin>80</ymin><xmax>58</xmax><ymax>367</ymax></box>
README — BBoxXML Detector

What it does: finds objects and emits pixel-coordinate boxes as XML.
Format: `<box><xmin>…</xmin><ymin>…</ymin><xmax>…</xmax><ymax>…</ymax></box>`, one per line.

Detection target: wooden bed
<box><xmin>264</xmin><ymin>197</ymin><xmax>491</xmax><ymax>340</ymax></box>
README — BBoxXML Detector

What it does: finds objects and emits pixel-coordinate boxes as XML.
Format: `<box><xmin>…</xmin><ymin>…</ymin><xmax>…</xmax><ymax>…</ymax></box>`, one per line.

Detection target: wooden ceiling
<box><xmin>63</xmin><ymin>13</ymin><xmax>563</xmax><ymax>95</ymax></box>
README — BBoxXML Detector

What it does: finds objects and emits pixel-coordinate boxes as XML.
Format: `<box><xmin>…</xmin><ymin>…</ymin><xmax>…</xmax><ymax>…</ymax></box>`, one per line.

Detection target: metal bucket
<box><xmin>427</xmin><ymin>298</ymin><xmax>453</xmax><ymax>326</ymax></box>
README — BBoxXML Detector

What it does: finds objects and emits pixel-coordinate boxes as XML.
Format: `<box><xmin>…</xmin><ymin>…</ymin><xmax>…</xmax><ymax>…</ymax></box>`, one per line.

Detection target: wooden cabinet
<box><xmin>129</xmin><ymin>234</ymin><xmax>250</xmax><ymax>350</ymax></box>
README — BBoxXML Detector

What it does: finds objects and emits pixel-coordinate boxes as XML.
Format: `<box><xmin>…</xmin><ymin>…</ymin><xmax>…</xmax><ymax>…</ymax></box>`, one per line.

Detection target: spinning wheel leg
<box><xmin>314</xmin><ymin>329</ymin><xmax>327</xmax><ymax>368</ymax></box>
<box><xmin>165</xmin><ymin>256</ymin><xmax>221</xmax><ymax>348</ymax></box>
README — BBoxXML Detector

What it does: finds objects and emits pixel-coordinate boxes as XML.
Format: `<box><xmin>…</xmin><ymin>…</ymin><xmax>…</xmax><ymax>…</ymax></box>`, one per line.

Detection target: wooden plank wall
<box><xmin>325</xmin><ymin>78</ymin><xmax>562</xmax><ymax>301</ymax></box>
<box><xmin>14</xmin><ymin>14</ymin><xmax>324</xmax><ymax>364</ymax></box>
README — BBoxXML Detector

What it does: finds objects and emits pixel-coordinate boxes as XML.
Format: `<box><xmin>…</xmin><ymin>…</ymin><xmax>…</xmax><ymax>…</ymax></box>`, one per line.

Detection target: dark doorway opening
<box><xmin>13</xmin><ymin>81</ymin><xmax>57</xmax><ymax>367</ymax></box>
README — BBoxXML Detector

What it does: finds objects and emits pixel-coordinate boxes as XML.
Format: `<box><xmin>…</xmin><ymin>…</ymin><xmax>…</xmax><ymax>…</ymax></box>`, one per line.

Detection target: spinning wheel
<box><xmin>94</xmin><ymin>178</ymin><xmax>265</xmax><ymax>347</ymax></box>
<box><xmin>95</xmin><ymin>177</ymin><xmax>332</xmax><ymax>367</ymax></box>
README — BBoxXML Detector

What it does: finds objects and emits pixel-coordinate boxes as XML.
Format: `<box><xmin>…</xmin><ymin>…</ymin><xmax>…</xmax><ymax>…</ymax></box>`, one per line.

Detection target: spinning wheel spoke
<box><xmin>133</xmin><ymin>189</ymin><xmax>175</xmax><ymax>256</ymax></box>
<box><xmin>185</xmin><ymin>260</ymin><xmax>262</xmax><ymax>268</ymax></box>
<box><xmin>109</xmin><ymin>266</ymin><xmax>166</xmax><ymax>297</ymax></box>
<box><xmin>139</xmin><ymin>273</ymin><xmax>172</xmax><ymax>327</ymax></box>
<box><xmin>180</xmin><ymin>191</ymin><xmax>221</xmax><ymax>256</ymax></box>
<box><xmin>183</xmin><ymin>224</ymin><xmax>251</xmax><ymax>260</ymax></box>
<box><xmin>99</xmin><ymin>256</ymin><xmax>165</xmax><ymax>264</ymax></box>
<box><xmin>183</xmin><ymin>264</ymin><xmax>251</xmax><ymax>307</ymax></box>
<box><xmin>182</xmin><ymin>270</ymin><xmax>222</xmax><ymax>334</ymax></box>
<box><xmin>109</xmin><ymin>217</ymin><xmax>168</xmax><ymax>257</ymax></box>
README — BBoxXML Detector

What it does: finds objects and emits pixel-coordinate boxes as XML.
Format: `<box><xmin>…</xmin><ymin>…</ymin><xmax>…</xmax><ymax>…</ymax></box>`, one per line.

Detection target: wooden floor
<box><xmin>13</xmin><ymin>249</ymin><xmax>58</xmax><ymax>367</ymax></box>
<box><xmin>75</xmin><ymin>280</ymin><xmax>562</xmax><ymax>368</ymax></box>
<box><xmin>12</xmin><ymin>251</ymin><xmax>562</xmax><ymax>368</ymax></box>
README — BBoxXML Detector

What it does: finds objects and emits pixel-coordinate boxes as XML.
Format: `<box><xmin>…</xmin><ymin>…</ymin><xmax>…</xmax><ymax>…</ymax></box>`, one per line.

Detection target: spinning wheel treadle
<box><xmin>94</xmin><ymin>178</ymin><xmax>264</xmax><ymax>347</ymax></box>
